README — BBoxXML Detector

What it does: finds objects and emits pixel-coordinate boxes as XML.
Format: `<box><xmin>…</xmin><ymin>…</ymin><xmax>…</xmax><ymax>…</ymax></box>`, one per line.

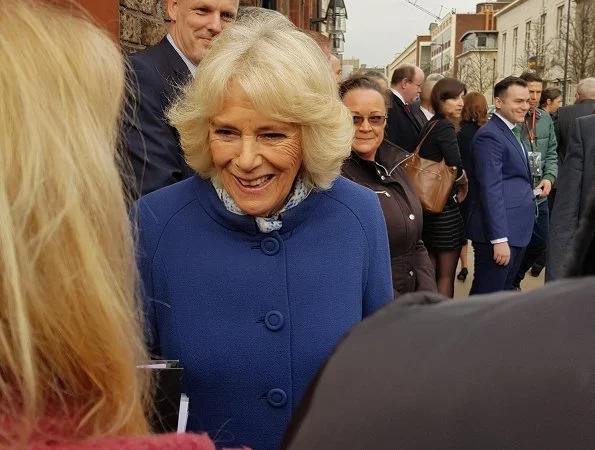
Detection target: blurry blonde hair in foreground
<box><xmin>0</xmin><ymin>0</ymin><xmax>150</xmax><ymax>444</ymax></box>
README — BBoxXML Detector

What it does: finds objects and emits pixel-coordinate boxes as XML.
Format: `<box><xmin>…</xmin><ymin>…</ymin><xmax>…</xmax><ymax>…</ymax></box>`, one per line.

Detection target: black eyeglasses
<box><xmin>352</xmin><ymin>115</ymin><xmax>387</xmax><ymax>126</ymax></box>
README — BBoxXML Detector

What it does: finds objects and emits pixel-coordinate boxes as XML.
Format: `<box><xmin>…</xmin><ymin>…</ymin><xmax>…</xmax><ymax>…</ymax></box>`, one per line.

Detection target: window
<box><xmin>539</xmin><ymin>13</ymin><xmax>546</xmax><ymax>52</ymax></box>
<box><xmin>525</xmin><ymin>21</ymin><xmax>531</xmax><ymax>53</ymax></box>
<box><xmin>512</xmin><ymin>27</ymin><xmax>518</xmax><ymax>68</ymax></box>
<box><xmin>557</xmin><ymin>5</ymin><xmax>564</xmax><ymax>55</ymax></box>
<box><xmin>478</xmin><ymin>35</ymin><xmax>487</xmax><ymax>47</ymax></box>
<box><xmin>502</xmin><ymin>32</ymin><xmax>507</xmax><ymax>74</ymax></box>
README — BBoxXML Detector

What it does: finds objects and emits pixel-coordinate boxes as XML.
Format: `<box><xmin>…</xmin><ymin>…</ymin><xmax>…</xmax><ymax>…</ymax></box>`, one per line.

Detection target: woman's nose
<box><xmin>235</xmin><ymin>137</ymin><xmax>262</xmax><ymax>172</ymax></box>
<box><xmin>359</xmin><ymin>119</ymin><xmax>373</xmax><ymax>132</ymax></box>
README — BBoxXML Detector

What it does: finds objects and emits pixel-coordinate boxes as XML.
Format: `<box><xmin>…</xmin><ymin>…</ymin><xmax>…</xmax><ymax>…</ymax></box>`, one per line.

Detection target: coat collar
<box><xmin>156</xmin><ymin>37</ymin><xmax>192</xmax><ymax>82</ymax></box>
<box><xmin>190</xmin><ymin>175</ymin><xmax>321</xmax><ymax>236</ymax></box>
<box><xmin>347</xmin><ymin>140</ymin><xmax>412</xmax><ymax>177</ymax></box>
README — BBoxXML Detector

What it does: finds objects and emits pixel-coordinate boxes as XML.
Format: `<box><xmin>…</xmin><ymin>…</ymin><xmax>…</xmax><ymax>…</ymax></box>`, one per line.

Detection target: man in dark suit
<box><xmin>386</xmin><ymin>64</ymin><xmax>424</xmax><ymax>152</ymax></box>
<box><xmin>555</xmin><ymin>77</ymin><xmax>595</xmax><ymax>166</ymax></box>
<box><xmin>124</xmin><ymin>0</ymin><xmax>239</xmax><ymax>197</ymax></box>
<box><xmin>547</xmin><ymin>114</ymin><xmax>595</xmax><ymax>280</ymax></box>
<box><xmin>466</xmin><ymin>77</ymin><xmax>535</xmax><ymax>294</ymax></box>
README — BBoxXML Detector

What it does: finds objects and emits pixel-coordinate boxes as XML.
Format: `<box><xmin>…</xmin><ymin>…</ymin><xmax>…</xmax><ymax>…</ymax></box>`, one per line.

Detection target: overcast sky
<box><xmin>342</xmin><ymin>0</ymin><xmax>482</xmax><ymax>67</ymax></box>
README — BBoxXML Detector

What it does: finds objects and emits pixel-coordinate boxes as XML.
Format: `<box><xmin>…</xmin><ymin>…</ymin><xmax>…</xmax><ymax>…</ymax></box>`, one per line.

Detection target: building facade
<box><xmin>494</xmin><ymin>0</ymin><xmax>586</xmax><ymax>100</ymax></box>
<box><xmin>430</xmin><ymin>4</ymin><xmax>505</xmax><ymax>77</ymax></box>
<box><xmin>386</xmin><ymin>35</ymin><xmax>431</xmax><ymax>81</ymax></box>
<box><xmin>457</xmin><ymin>30</ymin><xmax>499</xmax><ymax>100</ymax></box>
<box><xmin>115</xmin><ymin>0</ymin><xmax>344</xmax><ymax>53</ymax></box>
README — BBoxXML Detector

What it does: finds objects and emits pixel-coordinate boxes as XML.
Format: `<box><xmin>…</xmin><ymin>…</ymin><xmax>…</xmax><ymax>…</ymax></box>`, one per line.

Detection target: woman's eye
<box><xmin>261</xmin><ymin>133</ymin><xmax>287</xmax><ymax>140</ymax></box>
<box><xmin>214</xmin><ymin>129</ymin><xmax>235</xmax><ymax>137</ymax></box>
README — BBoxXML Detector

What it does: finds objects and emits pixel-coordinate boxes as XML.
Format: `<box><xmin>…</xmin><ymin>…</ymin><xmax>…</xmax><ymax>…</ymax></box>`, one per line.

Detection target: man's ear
<box><xmin>167</xmin><ymin>0</ymin><xmax>179</xmax><ymax>22</ymax></box>
<box><xmin>494</xmin><ymin>96</ymin><xmax>503</xmax><ymax>110</ymax></box>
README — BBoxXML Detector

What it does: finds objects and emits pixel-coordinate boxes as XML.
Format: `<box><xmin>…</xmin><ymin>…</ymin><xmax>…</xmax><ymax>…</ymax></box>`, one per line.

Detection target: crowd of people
<box><xmin>2</xmin><ymin>0</ymin><xmax>595</xmax><ymax>449</ymax></box>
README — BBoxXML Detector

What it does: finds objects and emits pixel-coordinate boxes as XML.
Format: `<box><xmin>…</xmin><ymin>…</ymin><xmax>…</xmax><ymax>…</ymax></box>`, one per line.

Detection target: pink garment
<box><xmin>28</xmin><ymin>433</ymin><xmax>217</xmax><ymax>450</ymax></box>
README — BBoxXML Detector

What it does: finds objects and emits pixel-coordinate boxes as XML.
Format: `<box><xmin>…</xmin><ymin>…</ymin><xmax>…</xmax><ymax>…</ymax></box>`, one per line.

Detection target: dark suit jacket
<box><xmin>281</xmin><ymin>275</ymin><xmax>595</xmax><ymax>450</ymax></box>
<box><xmin>547</xmin><ymin>115</ymin><xmax>595</xmax><ymax>280</ymax></box>
<box><xmin>386</xmin><ymin>91</ymin><xmax>422</xmax><ymax>152</ymax></box>
<box><xmin>123</xmin><ymin>37</ymin><xmax>194</xmax><ymax>198</ymax></box>
<box><xmin>457</xmin><ymin>121</ymin><xmax>481</xmax><ymax>222</ymax></box>
<box><xmin>466</xmin><ymin>115</ymin><xmax>535</xmax><ymax>247</ymax></box>
<box><xmin>418</xmin><ymin>114</ymin><xmax>464</xmax><ymax>179</ymax></box>
<box><xmin>555</xmin><ymin>99</ymin><xmax>595</xmax><ymax>165</ymax></box>
<box><xmin>409</xmin><ymin>100</ymin><xmax>428</xmax><ymax>128</ymax></box>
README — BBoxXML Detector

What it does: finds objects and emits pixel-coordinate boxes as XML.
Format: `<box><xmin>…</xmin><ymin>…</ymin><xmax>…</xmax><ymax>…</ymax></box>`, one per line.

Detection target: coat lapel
<box><xmin>392</xmin><ymin>93</ymin><xmax>421</xmax><ymax>131</ymax></box>
<box><xmin>491</xmin><ymin>115</ymin><xmax>532</xmax><ymax>181</ymax></box>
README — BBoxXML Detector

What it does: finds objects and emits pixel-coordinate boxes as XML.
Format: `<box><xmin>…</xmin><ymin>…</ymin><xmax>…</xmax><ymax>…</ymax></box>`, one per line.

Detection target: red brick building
<box><xmin>430</xmin><ymin>2</ymin><xmax>510</xmax><ymax>76</ymax></box>
<box><xmin>55</xmin><ymin>1</ymin><xmax>326</xmax><ymax>52</ymax></box>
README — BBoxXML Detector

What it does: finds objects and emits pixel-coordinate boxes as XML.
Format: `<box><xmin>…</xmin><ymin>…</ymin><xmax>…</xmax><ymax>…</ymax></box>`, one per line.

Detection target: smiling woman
<box><xmin>134</xmin><ymin>8</ymin><xmax>394</xmax><ymax>450</ymax></box>
<box><xmin>339</xmin><ymin>74</ymin><xmax>437</xmax><ymax>296</ymax></box>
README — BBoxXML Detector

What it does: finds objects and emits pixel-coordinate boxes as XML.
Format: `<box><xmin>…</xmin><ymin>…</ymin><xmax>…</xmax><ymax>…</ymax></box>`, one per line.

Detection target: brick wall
<box><xmin>120</xmin><ymin>0</ymin><xmax>168</xmax><ymax>53</ymax></box>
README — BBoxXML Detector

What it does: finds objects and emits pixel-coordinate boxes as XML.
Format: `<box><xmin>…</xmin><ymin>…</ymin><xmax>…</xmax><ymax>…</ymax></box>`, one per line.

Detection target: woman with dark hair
<box><xmin>456</xmin><ymin>92</ymin><xmax>488</xmax><ymax>282</ymax></box>
<box><xmin>339</xmin><ymin>74</ymin><xmax>437</xmax><ymax>296</ymax></box>
<box><xmin>415</xmin><ymin>77</ymin><xmax>468</xmax><ymax>297</ymax></box>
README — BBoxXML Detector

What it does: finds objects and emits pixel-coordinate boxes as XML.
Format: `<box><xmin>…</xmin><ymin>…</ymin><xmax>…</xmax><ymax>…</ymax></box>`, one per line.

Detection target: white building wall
<box><xmin>496</xmin><ymin>0</ymin><xmax>569</xmax><ymax>81</ymax></box>
<box><xmin>387</xmin><ymin>39</ymin><xmax>417</xmax><ymax>80</ymax></box>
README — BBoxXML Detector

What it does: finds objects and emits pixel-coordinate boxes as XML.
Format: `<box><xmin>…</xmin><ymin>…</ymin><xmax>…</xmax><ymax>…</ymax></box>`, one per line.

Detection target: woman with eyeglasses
<box><xmin>340</xmin><ymin>74</ymin><xmax>437</xmax><ymax>296</ymax></box>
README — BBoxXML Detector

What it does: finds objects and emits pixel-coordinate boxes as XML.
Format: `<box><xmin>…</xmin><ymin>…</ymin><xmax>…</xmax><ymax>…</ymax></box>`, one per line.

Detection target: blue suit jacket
<box><xmin>123</xmin><ymin>38</ymin><xmax>194</xmax><ymax>198</ymax></box>
<box><xmin>466</xmin><ymin>115</ymin><xmax>535</xmax><ymax>247</ymax></box>
<box><xmin>135</xmin><ymin>175</ymin><xmax>393</xmax><ymax>449</ymax></box>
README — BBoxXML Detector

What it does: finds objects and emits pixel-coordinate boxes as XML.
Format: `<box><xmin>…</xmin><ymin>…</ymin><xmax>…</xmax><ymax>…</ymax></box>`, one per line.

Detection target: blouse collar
<box><xmin>211</xmin><ymin>175</ymin><xmax>311</xmax><ymax>233</ymax></box>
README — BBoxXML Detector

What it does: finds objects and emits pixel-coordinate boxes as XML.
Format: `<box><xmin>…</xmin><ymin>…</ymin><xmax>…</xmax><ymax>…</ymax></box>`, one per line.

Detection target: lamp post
<box><xmin>309</xmin><ymin>0</ymin><xmax>347</xmax><ymax>54</ymax></box>
<box><xmin>561</xmin><ymin>0</ymin><xmax>572</xmax><ymax>105</ymax></box>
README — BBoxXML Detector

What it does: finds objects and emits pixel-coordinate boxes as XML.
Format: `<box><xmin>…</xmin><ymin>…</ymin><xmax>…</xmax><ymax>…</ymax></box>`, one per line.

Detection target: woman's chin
<box><xmin>353</xmin><ymin>146</ymin><xmax>377</xmax><ymax>160</ymax></box>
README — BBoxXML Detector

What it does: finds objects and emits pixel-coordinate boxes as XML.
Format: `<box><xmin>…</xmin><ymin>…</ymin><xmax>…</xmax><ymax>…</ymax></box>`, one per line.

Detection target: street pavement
<box><xmin>454</xmin><ymin>245</ymin><xmax>545</xmax><ymax>299</ymax></box>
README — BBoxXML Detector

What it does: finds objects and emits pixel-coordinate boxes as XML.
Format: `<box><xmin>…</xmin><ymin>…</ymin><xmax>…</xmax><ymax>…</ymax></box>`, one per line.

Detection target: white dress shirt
<box><xmin>420</xmin><ymin>105</ymin><xmax>434</xmax><ymax>121</ymax></box>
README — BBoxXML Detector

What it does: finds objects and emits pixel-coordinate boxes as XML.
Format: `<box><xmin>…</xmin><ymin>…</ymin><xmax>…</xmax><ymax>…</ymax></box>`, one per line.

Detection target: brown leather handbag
<box><xmin>404</xmin><ymin>121</ymin><xmax>458</xmax><ymax>214</ymax></box>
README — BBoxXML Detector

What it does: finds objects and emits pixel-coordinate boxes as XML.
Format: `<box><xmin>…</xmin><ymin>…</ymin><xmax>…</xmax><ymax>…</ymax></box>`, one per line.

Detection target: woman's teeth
<box><xmin>239</xmin><ymin>175</ymin><xmax>271</xmax><ymax>187</ymax></box>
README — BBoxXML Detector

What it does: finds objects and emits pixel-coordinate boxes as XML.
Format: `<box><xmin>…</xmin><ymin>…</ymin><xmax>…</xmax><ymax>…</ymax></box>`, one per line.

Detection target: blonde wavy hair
<box><xmin>0</xmin><ymin>0</ymin><xmax>150</xmax><ymax>444</ymax></box>
<box><xmin>168</xmin><ymin>8</ymin><xmax>353</xmax><ymax>191</ymax></box>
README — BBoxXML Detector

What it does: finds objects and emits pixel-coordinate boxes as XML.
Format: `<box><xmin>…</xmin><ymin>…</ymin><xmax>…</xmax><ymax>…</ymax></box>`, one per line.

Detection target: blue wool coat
<box><xmin>135</xmin><ymin>175</ymin><xmax>393</xmax><ymax>450</ymax></box>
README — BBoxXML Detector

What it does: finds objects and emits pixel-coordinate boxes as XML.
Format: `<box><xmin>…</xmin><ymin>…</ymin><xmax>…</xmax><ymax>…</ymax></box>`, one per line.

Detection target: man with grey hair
<box><xmin>411</xmin><ymin>73</ymin><xmax>444</xmax><ymax>127</ymax></box>
<box><xmin>555</xmin><ymin>77</ymin><xmax>595</xmax><ymax>166</ymax></box>
<box><xmin>365</xmin><ymin>70</ymin><xmax>389</xmax><ymax>92</ymax></box>
<box><xmin>386</xmin><ymin>64</ymin><xmax>425</xmax><ymax>152</ymax></box>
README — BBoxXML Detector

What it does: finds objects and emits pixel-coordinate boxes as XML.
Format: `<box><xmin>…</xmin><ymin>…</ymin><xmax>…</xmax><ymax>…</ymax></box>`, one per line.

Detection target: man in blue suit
<box><xmin>123</xmin><ymin>0</ymin><xmax>239</xmax><ymax>198</ymax></box>
<box><xmin>466</xmin><ymin>77</ymin><xmax>535</xmax><ymax>294</ymax></box>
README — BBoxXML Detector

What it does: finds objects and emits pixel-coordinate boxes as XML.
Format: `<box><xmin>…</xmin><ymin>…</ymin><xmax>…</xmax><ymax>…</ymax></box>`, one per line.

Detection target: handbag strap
<box><xmin>411</xmin><ymin>120</ymin><xmax>438</xmax><ymax>155</ymax></box>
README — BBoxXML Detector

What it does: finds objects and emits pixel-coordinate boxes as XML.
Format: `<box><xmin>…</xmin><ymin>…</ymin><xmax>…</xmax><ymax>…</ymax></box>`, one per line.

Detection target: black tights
<box><xmin>429</xmin><ymin>248</ymin><xmax>461</xmax><ymax>298</ymax></box>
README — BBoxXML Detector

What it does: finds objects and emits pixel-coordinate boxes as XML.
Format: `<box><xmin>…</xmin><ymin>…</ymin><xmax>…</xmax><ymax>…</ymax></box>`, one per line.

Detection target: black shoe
<box><xmin>457</xmin><ymin>267</ymin><xmax>468</xmax><ymax>282</ymax></box>
<box><xmin>530</xmin><ymin>264</ymin><xmax>544</xmax><ymax>277</ymax></box>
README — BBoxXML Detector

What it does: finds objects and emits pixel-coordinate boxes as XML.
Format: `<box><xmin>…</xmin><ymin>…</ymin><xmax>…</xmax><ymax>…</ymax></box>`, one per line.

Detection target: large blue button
<box><xmin>261</xmin><ymin>237</ymin><xmax>280</xmax><ymax>256</ymax></box>
<box><xmin>265</xmin><ymin>310</ymin><xmax>284</xmax><ymax>331</ymax></box>
<box><xmin>267</xmin><ymin>388</ymin><xmax>287</xmax><ymax>407</ymax></box>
